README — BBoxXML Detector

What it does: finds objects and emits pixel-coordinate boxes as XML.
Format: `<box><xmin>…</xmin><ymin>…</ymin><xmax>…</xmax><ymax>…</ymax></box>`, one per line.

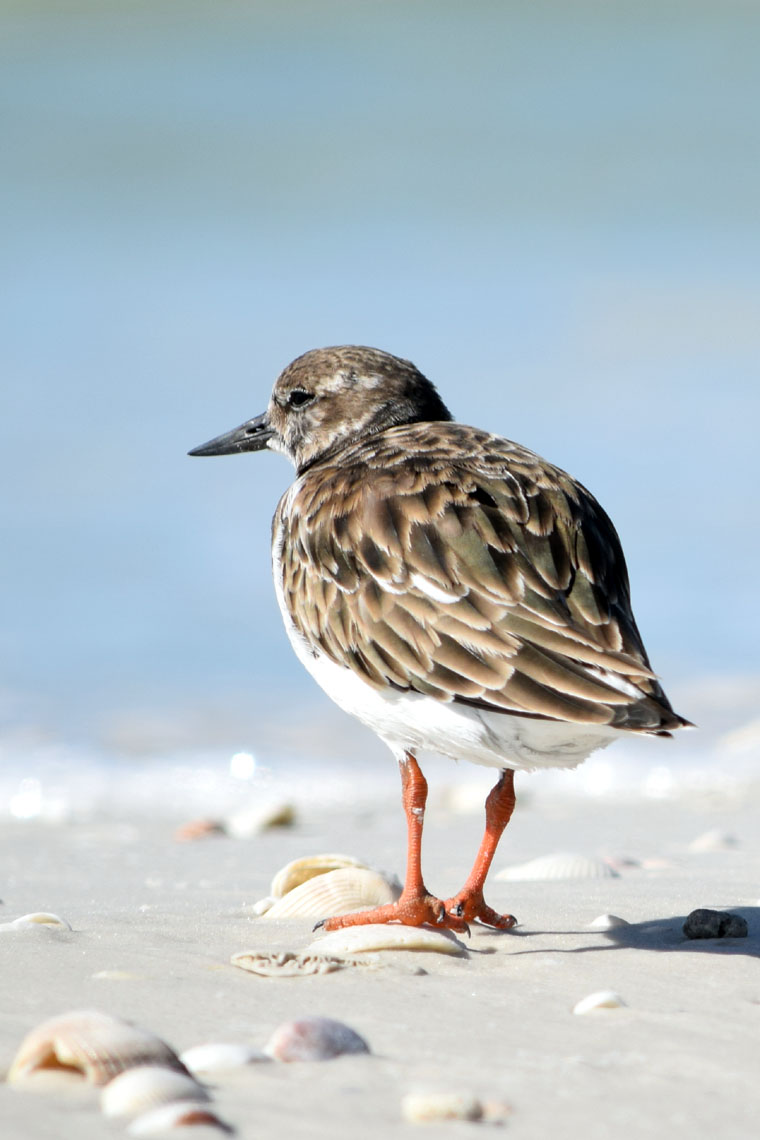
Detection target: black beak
<box><xmin>188</xmin><ymin>412</ymin><xmax>274</xmax><ymax>457</ymax></box>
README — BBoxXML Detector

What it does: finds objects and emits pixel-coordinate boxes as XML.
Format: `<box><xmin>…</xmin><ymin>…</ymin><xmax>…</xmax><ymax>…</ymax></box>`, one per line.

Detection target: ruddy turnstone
<box><xmin>190</xmin><ymin>345</ymin><xmax>689</xmax><ymax>932</ymax></box>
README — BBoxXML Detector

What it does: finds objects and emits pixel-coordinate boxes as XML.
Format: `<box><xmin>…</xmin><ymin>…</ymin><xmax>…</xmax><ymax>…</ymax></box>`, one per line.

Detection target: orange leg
<box><xmin>318</xmin><ymin>753</ymin><xmax>468</xmax><ymax>933</ymax></box>
<box><xmin>444</xmin><ymin>769</ymin><xmax>517</xmax><ymax>929</ymax></box>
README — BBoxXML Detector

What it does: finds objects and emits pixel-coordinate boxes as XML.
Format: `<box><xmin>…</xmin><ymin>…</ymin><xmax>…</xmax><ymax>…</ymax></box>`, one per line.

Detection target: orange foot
<box><xmin>316</xmin><ymin>892</ymin><xmax>469</xmax><ymax>934</ymax></box>
<box><xmin>443</xmin><ymin>888</ymin><xmax>517</xmax><ymax>930</ymax></box>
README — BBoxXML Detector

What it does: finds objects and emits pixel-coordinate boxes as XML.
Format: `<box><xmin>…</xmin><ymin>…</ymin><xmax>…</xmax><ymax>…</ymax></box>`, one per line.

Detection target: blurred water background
<box><xmin>2</xmin><ymin>0</ymin><xmax>758</xmax><ymax>820</ymax></box>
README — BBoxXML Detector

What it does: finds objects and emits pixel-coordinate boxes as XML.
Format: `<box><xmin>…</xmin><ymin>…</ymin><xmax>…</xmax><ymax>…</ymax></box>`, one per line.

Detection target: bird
<box><xmin>189</xmin><ymin>345</ymin><xmax>690</xmax><ymax>933</ymax></box>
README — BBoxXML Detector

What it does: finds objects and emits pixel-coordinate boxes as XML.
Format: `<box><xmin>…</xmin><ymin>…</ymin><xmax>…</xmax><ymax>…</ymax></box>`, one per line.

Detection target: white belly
<box><xmin>272</xmin><ymin>537</ymin><xmax>617</xmax><ymax>771</ymax></box>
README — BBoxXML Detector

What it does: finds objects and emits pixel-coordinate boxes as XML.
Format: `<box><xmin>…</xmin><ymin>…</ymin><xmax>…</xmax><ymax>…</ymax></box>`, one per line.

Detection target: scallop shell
<box><xmin>230</xmin><ymin>950</ymin><xmax>374</xmax><ymax>976</ymax></box>
<box><xmin>495</xmin><ymin>853</ymin><xmax>618</xmax><ymax>882</ymax></box>
<box><xmin>587</xmin><ymin>914</ymin><xmax>630</xmax><ymax>930</ymax></box>
<box><xmin>7</xmin><ymin>1010</ymin><xmax>186</xmax><ymax>1086</ymax></box>
<box><xmin>101</xmin><ymin>1065</ymin><xmax>210</xmax><ymax>1118</ymax></box>
<box><xmin>401</xmin><ymin>1092</ymin><xmax>483</xmax><ymax>1123</ymax></box>
<box><xmin>180</xmin><ymin>1042</ymin><xmax>268</xmax><ymax>1075</ymax></box>
<box><xmin>0</xmin><ymin>912</ymin><xmax>72</xmax><ymax>932</ymax></box>
<box><xmin>572</xmin><ymin>990</ymin><xmax>627</xmax><ymax>1014</ymax></box>
<box><xmin>307</xmin><ymin>924</ymin><xmax>468</xmax><ymax>957</ymax></box>
<box><xmin>127</xmin><ymin>1102</ymin><xmax>231</xmax><ymax>1135</ymax></box>
<box><xmin>262</xmin><ymin>867</ymin><xmax>399</xmax><ymax>919</ymax></box>
<box><xmin>269</xmin><ymin>853</ymin><xmax>367</xmax><ymax>898</ymax></box>
<box><xmin>264</xmin><ymin>1016</ymin><xmax>370</xmax><ymax>1062</ymax></box>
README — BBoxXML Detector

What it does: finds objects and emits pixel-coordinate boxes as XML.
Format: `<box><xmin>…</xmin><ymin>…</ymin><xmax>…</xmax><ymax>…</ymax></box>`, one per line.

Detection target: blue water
<box><xmin>1</xmin><ymin>1</ymin><xmax>758</xmax><ymax>810</ymax></box>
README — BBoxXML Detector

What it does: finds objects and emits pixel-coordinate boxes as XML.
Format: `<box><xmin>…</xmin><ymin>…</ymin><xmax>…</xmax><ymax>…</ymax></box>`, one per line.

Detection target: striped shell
<box><xmin>495</xmin><ymin>853</ymin><xmax>618</xmax><ymax>882</ymax></box>
<box><xmin>100</xmin><ymin>1065</ymin><xmax>210</xmax><ymax>1119</ymax></box>
<box><xmin>7</xmin><ymin>1010</ymin><xmax>186</xmax><ymax>1086</ymax></box>
<box><xmin>307</xmin><ymin>924</ymin><xmax>468</xmax><ymax>957</ymax></box>
<box><xmin>262</xmin><ymin>866</ymin><xmax>399</xmax><ymax>919</ymax></box>
<box><xmin>269</xmin><ymin>853</ymin><xmax>368</xmax><ymax>898</ymax></box>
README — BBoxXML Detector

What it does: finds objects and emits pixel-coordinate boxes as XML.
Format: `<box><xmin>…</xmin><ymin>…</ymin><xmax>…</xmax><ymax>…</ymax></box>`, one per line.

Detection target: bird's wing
<box><xmin>278</xmin><ymin>428</ymin><xmax>681</xmax><ymax>732</ymax></box>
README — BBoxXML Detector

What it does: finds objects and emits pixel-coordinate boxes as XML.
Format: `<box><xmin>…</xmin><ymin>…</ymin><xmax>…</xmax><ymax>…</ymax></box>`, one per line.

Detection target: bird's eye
<box><xmin>287</xmin><ymin>389</ymin><xmax>313</xmax><ymax>409</ymax></box>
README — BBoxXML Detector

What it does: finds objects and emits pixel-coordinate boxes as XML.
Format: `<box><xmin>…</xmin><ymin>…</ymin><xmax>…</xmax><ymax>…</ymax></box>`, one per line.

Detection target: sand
<box><xmin>1</xmin><ymin>778</ymin><xmax>758</xmax><ymax>1139</ymax></box>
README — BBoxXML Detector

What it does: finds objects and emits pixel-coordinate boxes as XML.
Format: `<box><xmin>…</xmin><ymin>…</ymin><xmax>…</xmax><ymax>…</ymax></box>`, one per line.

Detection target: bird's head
<box><xmin>188</xmin><ymin>345</ymin><xmax>452</xmax><ymax>472</ymax></box>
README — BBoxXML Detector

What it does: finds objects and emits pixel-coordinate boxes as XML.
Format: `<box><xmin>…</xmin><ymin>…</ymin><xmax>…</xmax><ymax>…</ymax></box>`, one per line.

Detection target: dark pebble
<box><xmin>682</xmin><ymin>908</ymin><xmax>749</xmax><ymax>939</ymax></box>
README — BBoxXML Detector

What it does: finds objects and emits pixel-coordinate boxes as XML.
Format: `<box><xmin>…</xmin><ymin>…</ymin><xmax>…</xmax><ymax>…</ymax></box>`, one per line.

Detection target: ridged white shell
<box><xmin>401</xmin><ymin>1092</ymin><xmax>483</xmax><ymax>1123</ymax></box>
<box><xmin>180</xmin><ymin>1043</ymin><xmax>268</xmax><ymax>1074</ymax></box>
<box><xmin>269</xmin><ymin>853</ymin><xmax>367</xmax><ymax>898</ymax></box>
<box><xmin>572</xmin><ymin>990</ymin><xmax>627</xmax><ymax>1014</ymax></box>
<box><xmin>262</xmin><ymin>867</ymin><xmax>399</xmax><ymax>919</ymax></box>
<box><xmin>0</xmin><ymin>912</ymin><xmax>72</xmax><ymax>932</ymax></box>
<box><xmin>495</xmin><ymin>853</ymin><xmax>618</xmax><ymax>882</ymax></box>
<box><xmin>264</xmin><ymin>1017</ymin><xmax>370</xmax><ymax>1062</ymax></box>
<box><xmin>230</xmin><ymin>950</ymin><xmax>373</xmax><ymax>976</ymax></box>
<box><xmin>307</xmin><ymin>924</ymin><xmax>468</xmax><ymax>957</ymax></box>
<box><xmin>7</xmin><ymin>1010</ymin><xmax>186</xmax><ymax>1086</ymax></box>
<box><xmin>127</xmin><ymin>1101</ymin><xmax>229</xmax><ymax>1135</ymax></box>
<box><xmin>100</xmin><ymin>1065</ymin><xmax>209</xmax><ymax>1118</ymax></box>
<box><xmin>587</xmin><ymin>914</ymin><xmax>630</xmax><ymax>930</ymax></box>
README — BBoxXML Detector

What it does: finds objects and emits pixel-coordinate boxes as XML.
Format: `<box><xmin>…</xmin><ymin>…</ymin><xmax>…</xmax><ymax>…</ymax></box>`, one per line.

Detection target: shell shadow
<box><xmin>472</xmin><ymin>907</ymin><xmax>760</xmax><ymax>959</ymax></box>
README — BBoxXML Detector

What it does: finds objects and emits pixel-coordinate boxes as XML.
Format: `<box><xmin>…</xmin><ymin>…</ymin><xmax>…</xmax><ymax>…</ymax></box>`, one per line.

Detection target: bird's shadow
<box><xmin>468</xmin><ymin>907</ymin><xmax>760</xmax><ymax>959</ymax></box>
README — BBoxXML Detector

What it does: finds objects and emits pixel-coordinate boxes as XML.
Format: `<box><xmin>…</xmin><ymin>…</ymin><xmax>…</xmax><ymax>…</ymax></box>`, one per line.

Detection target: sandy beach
<box><xmin>1</xmin><ymin>773</ymin><xmax>758</xmax><ymax>1140</ymax></box>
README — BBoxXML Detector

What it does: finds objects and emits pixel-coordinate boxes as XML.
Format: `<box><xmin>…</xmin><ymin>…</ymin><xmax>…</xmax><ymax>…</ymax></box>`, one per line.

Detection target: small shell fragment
<box><xmin>262</xmin><ymin>867</ymin><xmax>400</xmax><ymax>919</ymax></box>
<box><xmin>307</xmin><ymin>924</ymin><xmax>468</xmax><ymax>957</ymax></box>
<box><xmin>180</xmin><ymin>1043</ymin><xmax>268</xmax><ymax>1074</ymax></box>
<box><xmin>587</xmin><ymin>914</ymin><xmax>630</xmax><ymax>930</ymax></box>
<box><xmin>231</xmin><ymin>950</ymin><xmax>374</xmax><ymax>976</ymax></box>
<box><xmin>269</xmin><ymin>853</ymin><xmax>367</xmax><ymax>899</ymax></box>
<box><xmin>572</xmin><ymin>990</ymin><xmax>627</xmax><ymax>1015</ymax></box>
<box><xmin>496</xmin><ymin>853</ymin><xmax>618</xmax><ymax>882</ymax></box>
<box><xmin>127</xmin><ymin>1102</ymin><xmax>231</xmax><ymax>1135</ymax></box>
<box><xmin>0</xmin><ymin>912</ymin><xmax>72</xmax><ymax>932</ymax></box>
<box><xmin>265</xmin><ymin>1016</ymin><xmax>370</xmax><ymax>1062</ymax></box>
<box><xmin>8</xmin><ymin>1010</ymin><xmax>186</xmax><ymax>1086</ymax></box>
<box><xmin>101</xmin><ymin>1065</ymin><xmax>210</xmax><ymax>1119</ymax></box>
<box><xmin>401</xmin><ymin>1091</ymin><xmax>483</xmax><ymax>1124</ymax></box>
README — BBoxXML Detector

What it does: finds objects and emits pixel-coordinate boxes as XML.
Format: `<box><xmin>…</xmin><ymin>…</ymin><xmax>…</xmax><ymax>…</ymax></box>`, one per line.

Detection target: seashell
<box><xmin>7</xmin><ymin>1010</ymin><xmax>186</xmax><ymax>1086</ymax></box>
<box><xmin>307</xmin><ymin>923</ymin><xmax>468</xmax><ymax>957</ymax></box>
<box><xmin>173</xmin><ymin>819</ymin><xmax>226</xmax><ymax>842</ymax></box>
<box><xmin>127</xmin><ymin>1101</ymin><xmax>231</xmax><ymax>1135</ymax></box>
<box><xmin>264</xmin><ymin>1016</ymin><xmax>370</xmax><ymax>1062</ymax></box>
<box><xmin>587</xmin><ymin>914</ymin><xmax>630</xmax><ymax>930</ymax></box>
<box><xmin>401</xmin><ymin>1091</ymin><xmax>483</xmax><ymax>1123</ymax></box>
<box><xmin>495</xmin><ymin>853</ymin><xmax>618</xmax><ymax>882</ymax></box>
<box><xmin>230</xmin><ymin>950</ymin><xmax>375</xmax><ymax>976</ymax></box>
<box><xmin>101</xmin><ymin>1065</ymin><xmax>210</xmax><ymax>1119</ymax></box>
<box><xmin>262</xmin><ymin>867</ymin><xmax>399</xmax><ymax>920</ymax></box>
<box><xmin>180</xmin><ymin>1042</ymin><xmax>268</xmax><ymax>1074</ymax></box>
<box><xmin>226</xmin><ymin>799</ymin><xmax>296</xmax><ymax>838</ymax></box>
<box><xmin>248</xmin><ymin>896</ymin><xmax>275</xmax><ymax>916</ymax></box>
<box><xmin>688</xmin><ymin>829</ymin><xmax>739</xmax><ymax>853</ymax></box>
<box><xmin>269</xmin><ymin>853</ymin><xmax>367</xmax><ymax>899</ymax></box>
<box><xmin>0</xmin><ymin>912</ymin><xmax>72</xmax><ymax>932</ymax></box>
<box><xmin>572</xmin><ymin>990</ymin><xmax>627</xmax><ymax>1015</ymax></box>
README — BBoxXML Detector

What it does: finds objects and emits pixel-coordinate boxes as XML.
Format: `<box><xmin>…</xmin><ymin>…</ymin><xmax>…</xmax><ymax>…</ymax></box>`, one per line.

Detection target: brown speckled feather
<box><xmin>276</xmin><ymin>420</ymin><xmax>684</xmax><ymax>734</ymax></box>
